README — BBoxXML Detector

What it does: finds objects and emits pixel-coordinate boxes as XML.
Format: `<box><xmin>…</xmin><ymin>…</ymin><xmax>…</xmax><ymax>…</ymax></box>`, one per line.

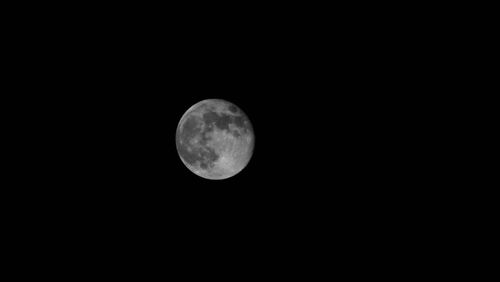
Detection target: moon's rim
<box><xmin>181</xmin><ymin>98</ymin><xmax>231</xmax><ymax>119</ymax></box>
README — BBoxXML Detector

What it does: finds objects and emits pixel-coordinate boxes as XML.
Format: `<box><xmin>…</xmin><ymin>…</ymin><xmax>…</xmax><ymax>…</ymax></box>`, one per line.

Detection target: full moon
<box><xmin>176</xmin><ymin>99</ymin><xmax>254</xmax><ymax>180</ymax></box>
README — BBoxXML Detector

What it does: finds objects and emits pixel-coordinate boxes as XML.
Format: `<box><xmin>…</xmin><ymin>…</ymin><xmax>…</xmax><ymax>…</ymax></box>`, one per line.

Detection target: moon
<box><xmin>176</xmin><ymin>99</ymin><xmax>254</xmax><ymax>180</ymax></box>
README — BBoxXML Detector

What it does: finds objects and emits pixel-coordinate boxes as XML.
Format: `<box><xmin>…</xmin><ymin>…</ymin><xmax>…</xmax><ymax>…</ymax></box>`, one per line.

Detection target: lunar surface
<box><xmin>176</xmin><ymin>99</ymin><xmax>254</xmax><ymax>180</ymax></box>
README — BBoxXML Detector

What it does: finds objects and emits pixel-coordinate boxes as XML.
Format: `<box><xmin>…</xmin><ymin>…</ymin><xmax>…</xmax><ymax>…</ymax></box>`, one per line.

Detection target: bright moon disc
<box><xmin>176</xmin><ymin>99</ymin><xmax>254</xmax><ymax>180</ymax></box>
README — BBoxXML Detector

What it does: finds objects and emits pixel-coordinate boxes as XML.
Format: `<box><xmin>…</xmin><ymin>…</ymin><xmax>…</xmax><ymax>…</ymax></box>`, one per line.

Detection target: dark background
<box><xmin>24</xmin><ymin>12</ymin><xmax>386</xmax><ymax>201</ymax></box>
<box><xmin>6</xmin><ymin>4</ymin><xmax>445</xmax><ymax>274</ymax></box>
